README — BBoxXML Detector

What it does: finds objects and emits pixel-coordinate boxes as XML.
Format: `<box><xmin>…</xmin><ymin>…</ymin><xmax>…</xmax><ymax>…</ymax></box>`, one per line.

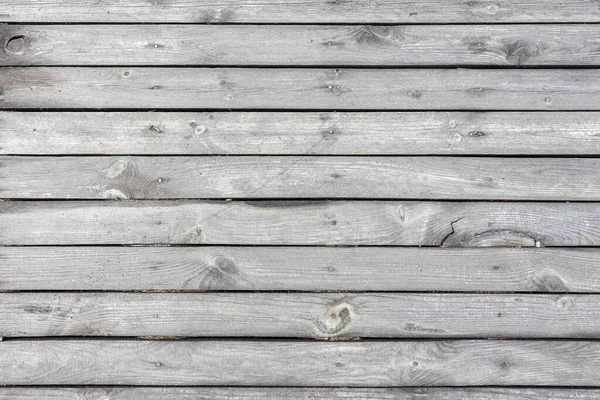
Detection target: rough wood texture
<box><xmin>2</xmin><ymin>247</ymin><xmax>598</xmax><ymax>292</ymax></box>
<box><xmin>3</xmin><ymin>25</ymin><xmax>600</xmax><ymax>66</ymax></box>
<box><xmin>1</xmin><ymin>1</ymin><xmax>599</xmax><ymax>22</ymax></box>
<box><xmin>3</xmin><ymin>112</ymin><xmax>600</xmax><ymax>156</ymax></box>
<box><xmin>4</xmin><ymin>156</ymin><xmax>600</xmax><ymax>200</ymax></box>
<box><xmin>1</xmin><ymin>388</ymin><xmax>599</xmax><ymax>400</ymax></box>
<box><xmin>1</xmin><ymin>68</ymin><xmax>599</xmax><ymax>110</ymax></box>
<box><xmin>3</xmin><ymin>292</ymin><xmax>599</xmax><ymax>338</ymax></box>
<box><xmin>1</xmin><ymin>200</ymin><xmax>598</xmax><ymax>246</ymax></box>
<box><xmin>1</xmin><ymin>340</ymin><xmax>600</xmax><ymax>386</ymax></box>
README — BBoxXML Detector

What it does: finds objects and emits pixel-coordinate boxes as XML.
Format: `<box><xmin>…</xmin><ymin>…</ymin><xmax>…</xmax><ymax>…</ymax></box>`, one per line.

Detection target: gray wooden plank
<box><xmin>1</xmin><ymin>1</ymin><xmax>599</xmax><ymax>23</ymax></box>
<box><xmin>3</xmin><ymin>156</ymin><xmax>600</xmax><ymax>200</ymax></box>
<box><xmin>3</xmin><ymin>25</ymin><xmax>600</xmax><ymax>66</ymax></box>
<box><xmin>3</xmin><ymin>292</ymin><xmax>599</xmax><ymax>338</ymax></box>
<box><xmin>4</xmin><ymin>112</ymin><xmax>600</xmax><ymax>156</ymax></box>
<box><xmin>0</xmin><ymin>340</ymin><xmax>599</xmax><ymax>385</ymax></box>
<box><xmin>3</xmin><ymin>247</ymin><xmax>598</xmax><ymax>292</ymax></box>
<box><xmin>1</xmin><ymin>68</ymin><xmax>598</xmax><ymax>110</ymax></box>
<box><xmin>1</xmin><ymin>388</ymin><xmax>599</xmax><ymax>400</ymax></box>
<box><xmin>1</xmin><ymin>200</ymin><xmax>599</xmax><ymax>246</ymax></box>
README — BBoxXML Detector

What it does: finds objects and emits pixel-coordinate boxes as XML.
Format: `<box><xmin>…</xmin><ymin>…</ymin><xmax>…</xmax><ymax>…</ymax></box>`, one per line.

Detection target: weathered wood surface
<box><xmin>4</xmin><ymin>156</ymin><xmax>600</xmax><ymax>200</ymax></box>
<box><xmin>2</xmin><ymin>68</ymin><xmax>599</xmax><ymax>110</ymax></box>
<box><xmin>1</xmin><ymin>388</ymin><xmax>599</xmax><ymax>400</ymax></box>
<box><xmin>2</xmin><ymin>340</ymin><xmax>600</xmax><ymax>386</ymax></box>
<box><xmin>3</xmin><ymin>247</ymin><xmax>598</xmax><ymax>292</ymax></box>
<box><xmin>3</xmin><ymin>25</ymin><xmax>600</xmax><ymax>66</ymax></box>
<box><xmin>3</xmin><ymin>112</ymin><xmax>600</xmax><ymax>156</ymax></box>
<box><xmin>1</xmin><ymin>200</ymin><xmax>598</xmax><ymax>246</ymax></box>
<box><xmin>1</xmin><ymin>1</ymin><xmax>599</xmax><ymax>23</ymax></box>
<box><xmin>3</xmin><ymin>292</ymin><xmax>599</xmax><ymax>338</ymax></box>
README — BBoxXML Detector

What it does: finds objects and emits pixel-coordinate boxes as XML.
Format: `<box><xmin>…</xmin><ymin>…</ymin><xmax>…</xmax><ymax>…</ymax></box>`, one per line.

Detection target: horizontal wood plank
<box><xmin>3</xmin><ymin>156</ymin><xmax>600</xmax><ymax>200</ymax></box>
<box><xmin>1</xmin><ymin>201</ymin><xmax>599</xmax><ymax>246</ymax></box>
<box><xmin>1</xmin><ymin>388</ymin><xmax>598</xmax><ymax>400</ymax></box>
<box><xmin>1</xmin><ymin>1</ymin><xmax>599</xmax><ymax>23</ymax></box>
<box><xmin>1</xmin><ymin>340</ymin><xmax>599</xmax><ymax>385</ymax></box>
<box><xmin>3</xmin><ymin>292</ymin><xmax>599</xmax><ymax>338</ymax></box>
<box><xmin>2</xmin><ymin>25</ymin><xmax>600</xmax><ymax>66</ymax></box>
<box><xmin>2</xmin><ymin>247</ymin><xmax>598</xmax><ymax>292</ymax></box>
<box><xmin>3</xmin><ymin>112</ymin><xmax>600</xmax><ymax>156</ymax></box>
<box><xmin>1</xmin><ymin>68</ymin><xmax>598</xmax><ymax>110</ymax></box>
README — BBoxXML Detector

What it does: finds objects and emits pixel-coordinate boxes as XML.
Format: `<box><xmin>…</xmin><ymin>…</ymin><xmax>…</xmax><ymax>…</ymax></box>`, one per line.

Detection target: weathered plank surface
<box><xmin>2</xmin><ymin>247</ymin><xmax>598</xmax><ymax>292</ymax></box>
<box><xmin>3</xmin><ymin>25</ymin><xmax>600</xmax><ymax>66</ymax></box>
<box><xmin>1</xmin><ymin>1</ymin><xmax>599</xmax><ymax>23</ymax></box>
<box><xmin>4</xmin><ymin>156</ymin><xmax>600</xmax><ymax>200</ymax></box>
<box><xmin>3</xmin><ymin>292</ymin><xmax>598</xmax><ymax>338</ymax></box>
<box><xmin>1</xmin><ymin>68</ymin><xmax>598</xmax><ymax>110</ymax></box>
<box><xmin>1</xmin><ymin>388</ymin><xmax>599</xmax><ymax>400</ymax></box>
<box><xmin>3</xmin><ymin>112</ymin><xmax>600</xmax><ymax>156</ymax></box>
<box><xmin>1</xmin><ymin>340</ymin><xmax>600</xmax><ymax>385</ymax></box>
<box><xmin>1</xmin><ymin>201</ymin><xmax>598</xmax><ymax>246</ymax></box>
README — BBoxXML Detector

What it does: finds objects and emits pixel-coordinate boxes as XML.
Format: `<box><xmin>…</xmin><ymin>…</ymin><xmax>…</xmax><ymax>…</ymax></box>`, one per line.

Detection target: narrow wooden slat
<box><xmin>3</xmin><ymin>156</ymin><xmax>600</xmax><ymax>200</ymax></box>
<box><xmin>3</xmin><ymin>112</ymin><xmax>600</xmax><ymax>156</ymax></box>
<box><xmin>1</xmin><ymin>201</ymin><xmax>598</xmax><ymax>246</ymax></box>
<box><xmin>1</xmin><ymin>340</ymin><xmax>599</xmax><ymax>385</ymax></box>
<box><xmin>1</xmin><ymin>68</ymin><xmax>598</xmax><ymax>110</ymax></box>
<box><xmin>2</xmin><ymin>247</ymin><xmax>598</xmax><ymax>292</ymax></box>
<box><xmin>2</xmin><ymin>292</ymin><xmax>598</xmax><ymax>338</ymax></box>
<box><xmin>1</xmin><ymin>1</ymin><xmax>599</xmax><ymax>23</ymax></box>
<box><xmin>2</xmin><ymin>25</ymin><xmax>600</xmax><ymax>66</ymax></box>
<box><xmin>1</xmin><ymin>388</ymin><xmax>598</xmax><ymax>400</ymax></box>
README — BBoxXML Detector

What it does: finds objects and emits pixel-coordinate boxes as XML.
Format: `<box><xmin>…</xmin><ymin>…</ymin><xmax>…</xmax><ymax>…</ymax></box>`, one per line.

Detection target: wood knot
<box><xmin>105</xmin><ymin>160</ymin><xmax>129</xmax><ymax>179</ymax></box>
<box><xmin>196</xmin><ymin>256</ymin><xmax>243</xmax><ymax>290</ymax></box>
<box><xmin>315</xmin><ymin>303</ymin><xmax>352</xmax><ymax>336</ymax></box>
<box><xmin>532</xmin><ymin>270</ymin><xmax>570</xmax><ymax>292</ymax></box>
<box><xmin>555</xmin><ymin>296</ymin><xmax>575</xmax><ymax>310</ymax></box>
<box><xmin>5</xmin><ymin>35</ymin><xmax>26</xmax><ymax>54</ymax></box>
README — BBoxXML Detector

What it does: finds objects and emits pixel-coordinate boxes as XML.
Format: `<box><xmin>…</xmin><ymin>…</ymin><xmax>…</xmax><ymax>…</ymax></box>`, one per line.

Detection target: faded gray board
<box><xmin>2</xmin><ymin>292</ymin><xmax>598</xmax><ymax>339</ymax></box>
<box><xmin>1</xmin><ymin>68</ymin><xmax>598</xmax><ymax>110</ymax></box>
<box><xmin>1</xmin><ymin>340</ymin><xmax>600</xmax><ymax>385</ymax></box>
<box><xmin>0</xmin><ymin>201</ymin><xmax>599</xmax><ymax>246</ymax></box>
<box><xmin>1</xmin><ymin>1</ymin><xmax>599</xmax><ymax>23</ymax></box>
<box><xmin>1</xmin><ymin>388</ymin><xmax>599</xmax><ymax>400</ymax></box>
<box><xmin>2</xmin><ymin>25</ymin><xmax>600</xmax><ymax>66</ymax></box>
<box><xmin>3</xmin><ymin>112</ymin><xmax>600</xmax><ymax>156</ymax></box>
<box><xmin>1</xmin><ymin>247</ymin><xmax>597</xmax><ymax>292</ymax></box>
<box><xmin>4</xmin><ymin>156</ymin><xmax>600</xmax><ymax>200</ymax></box>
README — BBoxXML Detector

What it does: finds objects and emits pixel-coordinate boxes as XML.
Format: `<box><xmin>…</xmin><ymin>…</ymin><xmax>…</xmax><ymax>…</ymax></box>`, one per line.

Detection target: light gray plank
<box><xmin>3</xmin><ymin>25</ymin><xmax>600</xmax><ymax>66</ymax></box>
<box><xmin>3</xmin><ymin>292</ymin><xmax>599</xmax><ymax>338</ymax></box>
<box><xmin>1</xmin><ymin>388</ymin><xmax>599</xmax><ymax>400</ymax></box>
<box><xmin>1</xmin><ymin>68</ymin><xmax>598</xmax><ymax>110</ymax></box>
<box><xmin>0</xmin><ymin>340</ymin><xmax>599</xmax><ymax>385</ymax></box>
<box><xmin>4</xmin><ymin>112</ymin><xmax>600</xmax><ymax>156</ymax></box>
<box><xmin>3</xmin><ymin>247</ymin><xmax>599</xmax><ymax>292</ymax></box>
<box><xmin>1</xmin><ymin>201</ymin><xmax>599</xmax><ymax>246</ymax></box>
<box><xmin>3</xmin><ymin>156</ymin><xmax>600</xmax><ymax>200</ymax></box>
<box><xmin>1</xmin><ymin>1</ymin><xmax>599</xmax><ymax>23</ymax></box>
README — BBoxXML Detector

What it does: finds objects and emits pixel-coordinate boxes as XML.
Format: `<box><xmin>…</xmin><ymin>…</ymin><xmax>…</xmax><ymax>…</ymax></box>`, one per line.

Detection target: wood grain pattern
<box><xmin>2</xmin><ymin>247</ymin><xmax>598</xmax><ymax>292</ymax></box>
<box><xmin>3</xmin><ymin>292</ymin><xmax>599</xmax><ymax>338</ymax></box>
<box><xmin>1</xmin><ymin>68</ymin><xmax>599</xmax><ymax>110</ymax></box>
<box><xmin>1</xmin><ymin>340</ymin><xmax>599</xmax><ymax>385</ymax></box>
<box><xmin>1</xmin><ymin>200</ymin><xmax>599</xmax><ymax>246</ymax></box>
<box><xmin>1</xmin><ymin>387</ymin><xmax>598</xmax><ymax>400</ymax></box>
<box><xmin>1</xmin><ymin>1</ymin><xmax>599</xmax><ymax>23</ymax></box>
<box><xmin>3</xmin><ymin>112</ymin><xmax>600</xmax><ymax>156</ymax></box>
<box><xmin>4</xmin><ymin>156</ymin><xmax>600</xmax><ymax>200</ymax></box>
<box><xmin>2</xmin><ymin>25</ymin><xmax>600</xmax><ymax>66</ymax></box>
